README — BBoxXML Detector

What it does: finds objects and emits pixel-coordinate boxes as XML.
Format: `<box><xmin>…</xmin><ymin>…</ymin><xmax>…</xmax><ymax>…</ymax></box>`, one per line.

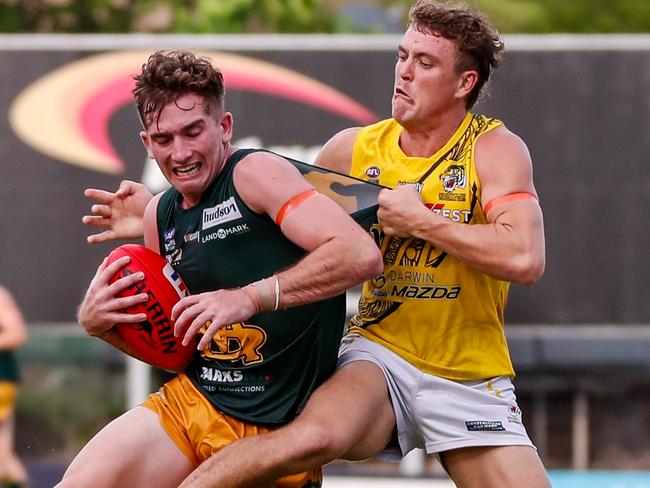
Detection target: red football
<box><xmin>107</xmin><ymin>244</ymin><xmax>195</xmax><ymax>370</ymax></box>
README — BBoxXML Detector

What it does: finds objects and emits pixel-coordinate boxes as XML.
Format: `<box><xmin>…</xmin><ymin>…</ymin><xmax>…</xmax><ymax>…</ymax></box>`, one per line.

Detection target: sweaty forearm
<box><xmin>274</xmin><ymin>234</ymin><xmax>380</xmax><ymax>310</ymax></box>
<box><xmin>414</xmin><ymin>209</ymin><xmax>544</xmax><ymax>285</ymax></box>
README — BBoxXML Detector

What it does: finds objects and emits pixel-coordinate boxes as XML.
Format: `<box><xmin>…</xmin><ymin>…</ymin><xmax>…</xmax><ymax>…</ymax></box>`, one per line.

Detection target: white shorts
<box><xmin>337</xmin><ymin>334</ymin><xmax>535</xmax><ymax>460</ymax></box>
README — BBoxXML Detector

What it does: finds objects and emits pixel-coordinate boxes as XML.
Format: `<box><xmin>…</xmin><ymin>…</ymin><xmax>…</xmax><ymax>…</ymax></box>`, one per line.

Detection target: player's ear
<box><xmin>140</xmin><ymin>130</ymin><xmax>155</xmax><ymax>159</ymax></box>
<box><xmin>219</xmin><ymin>112</ymin><xmax>234</xmax><ymax>144</ymax></box>
<box><xmin>456</xmin><ymin>70</ymin><xmax>478</xmax><ymax>99</ymax></box>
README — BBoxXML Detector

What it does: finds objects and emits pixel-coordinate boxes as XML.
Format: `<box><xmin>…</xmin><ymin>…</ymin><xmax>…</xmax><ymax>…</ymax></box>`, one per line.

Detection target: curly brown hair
<box><xmin>408</xmin><ymin>0</ymin><xmax>504</xmax><ymax>108</ymax></box>
<box><xmin>133</xmin><ymin>50</ymin><xmax>225</xmax><ymax>129</ymax></box>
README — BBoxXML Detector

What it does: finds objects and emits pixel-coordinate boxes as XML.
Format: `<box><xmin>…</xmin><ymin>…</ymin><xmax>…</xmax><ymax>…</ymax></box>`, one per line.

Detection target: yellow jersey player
<box><xmin>179</xmin><ymin>1</ymin><xmax>550</xmax><ymax>487</ymax></box>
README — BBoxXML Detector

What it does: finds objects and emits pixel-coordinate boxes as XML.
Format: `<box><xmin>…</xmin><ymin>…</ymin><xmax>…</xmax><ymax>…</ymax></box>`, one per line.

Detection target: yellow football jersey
<box><xmin>349</xmin><ymin>113</ymin><xmax>515</xmax><ymax>380</ymax></box>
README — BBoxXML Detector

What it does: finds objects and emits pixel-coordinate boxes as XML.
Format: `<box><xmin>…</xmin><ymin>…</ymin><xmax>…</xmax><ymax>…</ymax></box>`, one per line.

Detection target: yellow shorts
<box><xmin>0</xmin><ymin>381</ymin><xmax>17</xmax><ymax>422</ymax></box>
<box><xmin>142</xmin><ymin>374</ymin><xmax>322</xmax><ymax>488</ymax></box>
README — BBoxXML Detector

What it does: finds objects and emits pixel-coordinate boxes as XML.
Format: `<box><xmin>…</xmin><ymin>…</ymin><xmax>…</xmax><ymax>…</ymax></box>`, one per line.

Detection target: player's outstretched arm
<box><xmin>83</xmin><ymin>180</ymin><xmax>153</xmax><ymax>244</ymax></box>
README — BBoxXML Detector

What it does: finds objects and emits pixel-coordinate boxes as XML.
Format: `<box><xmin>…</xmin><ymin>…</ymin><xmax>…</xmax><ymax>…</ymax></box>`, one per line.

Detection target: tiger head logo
<box><xmin>440</xmin><ymin>164</ymin><xmax>466</xmax><ymax>192</ymax></box>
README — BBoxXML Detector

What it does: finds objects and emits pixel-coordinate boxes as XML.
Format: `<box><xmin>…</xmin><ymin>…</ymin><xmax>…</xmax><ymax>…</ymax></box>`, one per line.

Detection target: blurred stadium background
<box><xmin>0</xmin><ymin>1</ymin><xmax>649</xmax><ymax>487</ymax></box>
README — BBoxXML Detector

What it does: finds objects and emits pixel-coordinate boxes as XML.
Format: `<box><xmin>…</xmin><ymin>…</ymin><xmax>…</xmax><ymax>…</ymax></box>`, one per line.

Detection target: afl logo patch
<box><xmin>366</xmin><ymin>166</ymin><xmax>381</xmax><ymax>180</ymax></box>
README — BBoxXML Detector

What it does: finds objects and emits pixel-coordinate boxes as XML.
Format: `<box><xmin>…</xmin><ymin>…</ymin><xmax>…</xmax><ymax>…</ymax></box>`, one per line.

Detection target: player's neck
<box><xmin>399</xmin><ymin>109</ymin><xmax>468</xmax><ymax>158</ymax></box>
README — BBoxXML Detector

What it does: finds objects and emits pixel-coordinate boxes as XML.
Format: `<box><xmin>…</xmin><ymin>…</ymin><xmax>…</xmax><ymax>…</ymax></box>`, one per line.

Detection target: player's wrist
<box><xmin>243</xmin><ymin>276</ymin><xmax>280</xmax><ymax>312</ymax></box>
<box><xmin>241</xmin><ymin>283</ymin><xmax>263</xmax><ymax>313</ymax></box>
<box><xmin>413</xmin><ymin>209</ymin><xmax>444</xmax><ymax>240</ymax></box>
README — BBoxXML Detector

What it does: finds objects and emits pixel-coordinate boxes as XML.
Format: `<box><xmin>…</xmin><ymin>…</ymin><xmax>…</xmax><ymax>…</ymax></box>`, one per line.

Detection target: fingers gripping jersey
<box><xmin>349</xmin><ymin>114</ymin><xmax>515</xmax><ymax>381</ymax></box>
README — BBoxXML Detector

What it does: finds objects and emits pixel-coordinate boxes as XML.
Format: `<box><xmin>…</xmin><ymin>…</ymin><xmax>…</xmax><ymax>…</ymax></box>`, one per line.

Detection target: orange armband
<box><xmin>483</xmin><ymin>192</ymin><xmax>538</xmax><ymax>215</ymax></box>
<box><xmin>275</xmin><ymin>189</ymin><xmax>318</xmax><ymax>226</ymax></box>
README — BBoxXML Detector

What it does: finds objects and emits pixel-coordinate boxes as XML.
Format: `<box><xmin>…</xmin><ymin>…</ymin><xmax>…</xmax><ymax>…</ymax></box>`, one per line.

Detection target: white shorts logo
<box><xmin>202</xmin><ymin>197</ymin><xmax>242</xmax><ymax>230</ymax></box>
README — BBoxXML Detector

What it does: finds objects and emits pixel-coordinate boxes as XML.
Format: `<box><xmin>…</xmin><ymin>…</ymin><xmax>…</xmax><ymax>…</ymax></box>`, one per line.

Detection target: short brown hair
<box><xmin>133</xmin><ymin>50</ymin><xmax>225</xmax><ymax>129</ymax></box>
<box><xmin>408</xmin><ymin>0</ymin><xmax>504</xmax><ymax>108</ymax></box>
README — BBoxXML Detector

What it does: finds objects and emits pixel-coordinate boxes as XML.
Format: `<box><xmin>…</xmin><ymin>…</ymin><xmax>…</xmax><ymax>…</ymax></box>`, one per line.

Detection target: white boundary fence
<box><xmin>1</xmin><ymin>33</ymin><xmax>650</xmax><ymax>51</ymax></box>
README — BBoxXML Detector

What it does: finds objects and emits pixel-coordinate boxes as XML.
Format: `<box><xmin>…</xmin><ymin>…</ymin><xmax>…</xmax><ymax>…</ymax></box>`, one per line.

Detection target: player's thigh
<box><xmin>442</xmin><ymin>445</ymin><xmax>551</xmax><ymax>488</ymax></box>
<box><xmin>57</xmin><ymin>406</ymin><xmax>193</xmax><ymax>488</ymax></box>
<box><xmin>296</xmin><ymin>360</ymin><xmax>395</xmax><ymax>460</ymax></box>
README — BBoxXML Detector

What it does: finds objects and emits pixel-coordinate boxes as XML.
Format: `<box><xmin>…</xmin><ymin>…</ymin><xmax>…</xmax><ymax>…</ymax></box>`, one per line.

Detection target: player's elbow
<box><xmin>13</xmin><ymin>328</ymin><xmax>28</xmax><ymax>348</ymax></box>
<box><xmin>352</xmin><ymin>240</ymin><xmax>384</xmax><ymax>283</ymax></box>
<box><xmin>362</xmin><ymin>249</ymin><xmax>384</xmax><ymax>281</ymax></box>
<box><xmin>510</xmin><ymin>252</ymin><xmax>545</xmax><ymax>286</ymax></box>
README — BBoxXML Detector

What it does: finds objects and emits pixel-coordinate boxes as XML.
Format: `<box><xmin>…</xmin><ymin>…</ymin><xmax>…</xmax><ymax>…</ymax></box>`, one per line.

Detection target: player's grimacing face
<box><xmin>141</xmin><ymin>93</ymin><xmax>232</xmax><ymax>207</ymax></box>
<box><xmin>392</xmin><ymin>27</ymin><xmax>465</xmax><ymax>125</ymax></box>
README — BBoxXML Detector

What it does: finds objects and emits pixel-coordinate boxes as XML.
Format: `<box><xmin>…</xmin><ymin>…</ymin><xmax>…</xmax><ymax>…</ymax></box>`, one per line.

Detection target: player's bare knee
<box><xmin>289</xmin><ymin>421</ymin><xmax>347</xmax><ymax>464</ymax></box>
